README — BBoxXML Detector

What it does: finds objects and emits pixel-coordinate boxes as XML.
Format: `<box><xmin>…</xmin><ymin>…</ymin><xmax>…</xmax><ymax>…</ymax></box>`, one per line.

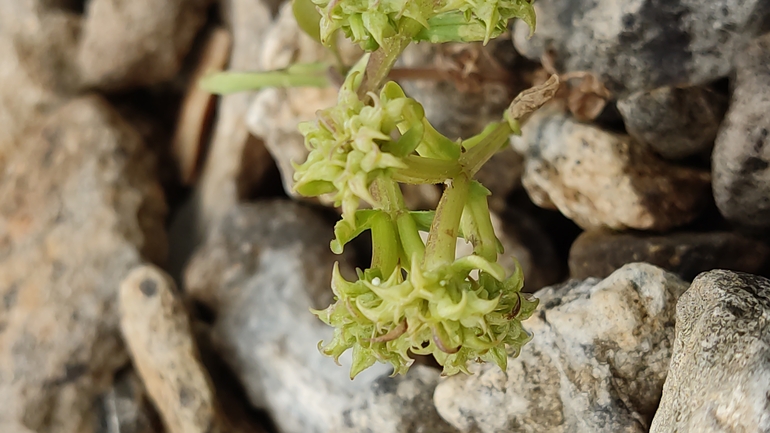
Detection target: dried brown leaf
<box><xmin>508</xmin><ymin>74</ymin><xmax>561</xmax><ymax>120</ymax></box>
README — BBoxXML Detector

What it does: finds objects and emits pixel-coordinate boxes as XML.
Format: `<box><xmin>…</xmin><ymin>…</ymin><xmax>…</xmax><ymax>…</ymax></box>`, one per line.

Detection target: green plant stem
<box><xmin>395</xmin><ymin>210</ymin><xmax>424</xmax><ymax>270</ymax></box>
<box><xmin>371</xmin><ymin>177</ymin><xmax>425</xmax><ymax>270</ymax></box>
<box><xmin>357</xmin><ymin>18</ymin><xmax>425</xmax><ymax>99</ymax></box>
<box><xmin>370</xmin><ymin>211</ymin><xmax>399</xmax><ymax>277</ymax></box>
<box><xmin>423</xmin><ymin>173</ymin><xmax>470</xmax><ymax>270</ymax></box>
<box><xmin>459</xmin><ymin>122</ymin><xmax>513</xmax><ymax>176</ymax></box>
<box><xmin>392</xmin><ymin>155</ymin><xmax>462</xmax><ymax>184</ymax></box>
<box><xmin>462</xmin><ymin>181</ymin><xmax>498</xmax><ymax>262</ymax></box>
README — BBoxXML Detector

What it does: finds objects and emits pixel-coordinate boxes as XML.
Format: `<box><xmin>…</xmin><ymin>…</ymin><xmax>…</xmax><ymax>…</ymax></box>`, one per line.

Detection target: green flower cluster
<box><xmin>313</xmin><ymin>254</ymin><xmax>538</xmax><ymax>378</ymax></box>
<box><xmin>203</xmin><ymin>0</ymin><xmax>551</xmax><ymax>381</ymax></box>
<box><xmin>293</xmin><ymin>57</ymin><xmax>425</xmax><ymax>224</ymax></box>
<box><xmin>311</xmin><ymin>0</ymin><xmax>535</xmax><ymax>48</ymax></box>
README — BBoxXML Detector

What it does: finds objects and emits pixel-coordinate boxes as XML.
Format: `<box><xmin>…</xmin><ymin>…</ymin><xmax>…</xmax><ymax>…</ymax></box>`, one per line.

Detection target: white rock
<box><xmin>434</xmin><ymin>263</ymin><xmax>689</xmax><ymax>433</ymax></box>
<box><xmin>651</xmin><ymin>270</ymin><xmax>770</xmax><ymax>433</ymax></box>
<box><xmin>513</xmin><ymin>104</ymin><xmax>711</xmax><ymax>230</ymax></box>
<box><xmin>184</xmin><ymin>201</ymin><xmax>389</xmax><ymax>433</ymax></box>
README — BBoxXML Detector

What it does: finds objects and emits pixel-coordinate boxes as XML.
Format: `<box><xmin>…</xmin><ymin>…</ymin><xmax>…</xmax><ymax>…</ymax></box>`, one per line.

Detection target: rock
<box><xmin>398</xmin><ymin>41</ymin><xmax>513</xmax><ymax>140</ymax></box>
<box><xmin>434</xmin><ymin>263</ymin><xmax>689</xmax><ymax>433</ymax></box>
<box><xmin>184</xmin><ymin>200</ymin><xmax>390</xmax><ymax>433</ymax></box>
<box><xmin>617</xmin><ymin>86</ymin><xmax>728</xmax><ymax>160</ymax></box>
<box><xmin>194</xmin><ymin>0</ymin><xmax>275</xmax><ymax>230</ymax></box>
<box><xmin>569</xmin><ymin>229</ymin><xmax>770</xmax><ymax>281</ymax></box>
<box><xmin>0</xmin><ymin>3</ymin><xmax>78</xmax><ymax>156</ymax></box>
<box><xmin>712</xmin><ymin>33</ymin><xmax>770</xmax><ymax>229</ymax></box>
<box><xmin>401</xmin><ymin>184</ymin><xmax>442</xmax><ymax>211</ymax></box>
<box><xmin>170</xmin><ymin>0</ymin><xmax>275</xmax><ymax>281</ymax></box>
<box><xmin>0</xmin><ymin>95</ymin><xmax>167</xmax><ymax>433</ymax></box>
<box><xmin>246</xmin><ymin>85</ymin><xmax>339</xmax><ymax>200</ymax></box>
<box><xmin>0</xmin><ymin>2</ymin><xmax>81</xmax><ymax>92</ymax></box>
<box><xmin>476</xmin><ymin>147</ymin><xmax>524</xmax><ymax>213</ymax></box>
<box><xmin>245</xmin><ymin>2</ymin><xmax>359</xmax><ymax>200</ymax></box>
<box><xmin>96</xmin><ymin>369</ymin><xmax>161</xmax><ymax>433</ymax></box>
<box><xmin>335</xmin><ymin>365</ymin><xmax>459</xmax><ymax>433</ymax></box>
<box><xmin>512</xmin><ymin>104</ymin><xmax>711</xmax><ymax>230</ymax></box>
<box><xmin>77</xmin><ymin>0</ymin><xmax>213</xmax><ymax>90</ymax></box>
<box><xmin>513</xmin><ymin>0</ymin><xmax>770</xmax><ymax>95</ymax></box>
<box><xmin>172</xmin><ymin>28</ymin><xmax>233</xmax><ymax>186</ymax></box>
<box><xmin>650</xmin><ymin>271</ymin><xmax>770</xmax><ymax>432</ymax></box>
<box><xmin>120</xmin><ymin>265</ymin><xmax>227</xmax><ymax>433</ymax></box>
<box><xmin>497</xmin><ymin>207</ymin><xmax>565</xmax><ymax>292</ymax></box>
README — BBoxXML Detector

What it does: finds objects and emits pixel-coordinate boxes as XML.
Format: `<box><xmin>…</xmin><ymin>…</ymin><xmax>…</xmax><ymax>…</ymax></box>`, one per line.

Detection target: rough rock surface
<box><xmin>120</xmin><ymin>265</ymin><xmax>227</xmax><ymax>433</ymax></box>
<box><xmin>513</xmin><ymin>0</ymin><xmax>770</xmax><ymax>95</ymax></box>
<box><xmin>336</xmin><ymin>366</ymin><xmax>459</xmax><ymax>433</ymax></box>
<box><xmin>713</xmin><ymin>32</ymin><xmax>770</xmax><ymax>229</ymax></box>
<box><xmin>0</xmin><ymin>1</ymin><xmax>81</xmax><ymax>93</ymax></box>
<box><xmin>0</xmin><ymin>95</ymin><xmax>167</xmax><ymax>433</ymax></box>
<box><xmin>193</xmin><ymin>0</ymin><xmax>275</xmax><ymax>232</ymax></box>
<box><xmin>77</xmin><ymin>0</ymin><xmax>213</xmax><ymax>90</ymax></box>
<box><xmin>184</xmin><ymin>201</ymin><xmax>390</xmax><ymax>433</ymax></box>
<box><xmin>245</xmin><ymin>2</ymin><xmax>359</xmax><ymax>199</ymax></box>
<box><xmin>434</xmin><ymin>264</ymin><xmax>689</xmax><ymax>433</ymax></box>
<box><xmin>512</xmin><ymin>104</ymin><xmax>711</xmax><ymax>230</ymax></box>
<box><xmin>476</xmin><ymin>147</ymin><xmax>524</xmax><ymax>213</ymax></box>
<box><xmin>617</xmin><ymin>86</ymin><xmax>727</xmax><ymax>160</ymax></box>
<box><xmin>399</xmin><ymin>41</ymin><xmax>513</xmax><ymax>140</ymax></box>
<box><xmin>0</xmin><ymin>2</ymin><xmax>78</xmax><ymax>156</ymax></box>
<box><xmin>651</xmin><ymin>271</ymin><xmax>770</xmax><ymax>433</ymax></box>
<box><xmin>497</xmin><ymin>207</ymin><xmax>564</xmax><ymax>291</ymax></box>
<box><xmin>95</xmin><ymin>369</ymin><xmax>160</xmax><ymax>433</ymax></box>
<box><xmin>569</xmin><ymin>229</ymin><xmax>770</xmax><ymax>281</ymax></box>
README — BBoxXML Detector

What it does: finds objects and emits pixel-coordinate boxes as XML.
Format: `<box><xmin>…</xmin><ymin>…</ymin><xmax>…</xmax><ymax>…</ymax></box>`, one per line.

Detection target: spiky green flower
<box><xmin>293</xmin><ymin>58</ymin><xmax>426</xmax><ymax>225</ymax></box>
<box><xmin>433</xmin><ymin>0</ymin><xmax>536</xmax><ymax>43</ymax></box>
<box><xmin>313</xmin><ymin>255</ymin><xmax>538</xmax><ymax>378</ymax></box>
<box><xmin>311</xmin><ymin>0</ymin><xmax>535</xmax><ymax>49</ymax></box>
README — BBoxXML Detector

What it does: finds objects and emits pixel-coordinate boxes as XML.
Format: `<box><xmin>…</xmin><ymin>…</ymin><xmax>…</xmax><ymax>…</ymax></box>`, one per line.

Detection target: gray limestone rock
<box><xmin>617</xmin><ymin>86</ymin><xmax>728</xmax><ymax>160</ymax></box>
<box><xmin>398</xmin><ymin>41</ymin><xmax>513</xmax><ymax>140</ymax></box>
<box><xmin>0</xmin><ymin>2</ymin><xmax>78</xmax><ymax>155</ymax></box>
<box><xmin>245</xmin><ymin>2</ymin><xmax>360</xmax><ymax>203</ymax></box>
<box><xmin>184</xmin><ymin>201</ymin><xmax>390</xmax><ymax>433</ymax></box>
<box><xmin>77</xmin><ymin>0</ymin><xmax>213</xmax><ymax>90</ymax></box>
<box><xmin>192</xmin><ymin>0</ymin><xmax>275</xmax><ymax>232</ymax></box>
<box><xmin>434</xmin><ymin>263</ymin><xmax>689</xmax><ymax>433</ymax></box>
<box><xmin>335</xmin><ymin>366</ymin><xmax>459</xmax><ymax>433</ymax></box>
<box><xmin>569</xmin><ymin>229</ymin><xmax>770</xmax><ymax>281</ymax></box>
<box><xmin>513</xmin><ymin>0</ymin><xmax>770</xmax><ymax>95</ymax></box>
<box><xmin>0</xmin><ymin>95</ymin><xmax>167</xmax><ymax>433</ymax></box>
<box><xmin>96</xmin><ymin>369</ymin><xmax>160</xmax><ymax>433</ymax></box>
<box><xmin>713</xmin><ymin>32</ymin><xmax>770</xmax><ymax>229</ymax></box>
<box><xmin>512</xmin><ymin>104</ymin><xmax>711</xmax><ymax>231</ymax></box>
<box><xmin>651</xmin><ymin>270</ymin><xmax>770</xmax><ymax>433</ymax></box>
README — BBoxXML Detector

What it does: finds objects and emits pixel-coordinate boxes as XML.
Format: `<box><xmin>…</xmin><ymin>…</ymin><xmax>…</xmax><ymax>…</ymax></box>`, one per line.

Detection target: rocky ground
<box><xmin>1</xmin><ymin>1</ymin><xmax>769</xmax><ymax>433</ymax></box>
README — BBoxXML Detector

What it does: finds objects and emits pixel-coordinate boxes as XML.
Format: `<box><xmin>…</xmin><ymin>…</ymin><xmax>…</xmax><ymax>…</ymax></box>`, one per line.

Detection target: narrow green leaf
<box><xmin>199</xmin><ymin>66</ymin><xmax>330</xmax><ymax>95</ymax></box>
<box><xmin>392</xmin><ymin>155</ymin><xmax>462</xmax><ymax>184</ymax></box>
